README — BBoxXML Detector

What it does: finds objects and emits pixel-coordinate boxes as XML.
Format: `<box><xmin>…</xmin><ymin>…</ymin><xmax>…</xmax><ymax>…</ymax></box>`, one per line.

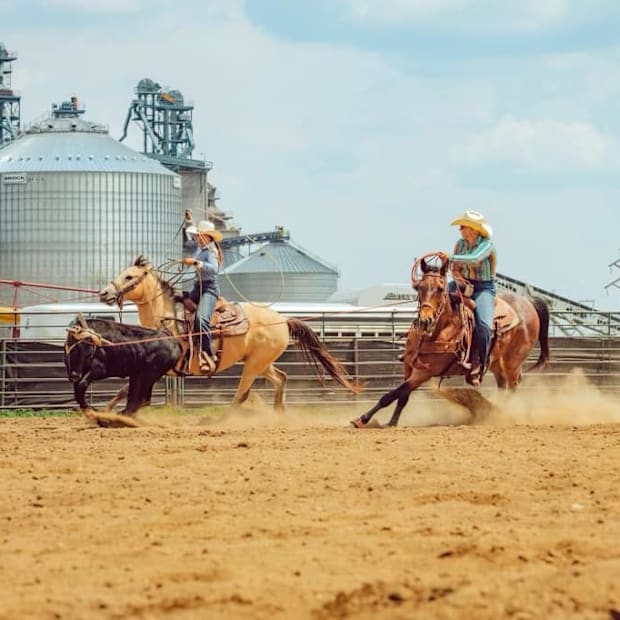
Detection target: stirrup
<box><xmin>467</xmin><ymin>374</ymin><xmax>481</xmax><ymax>387</ymax></box>
<box><xmin>199</xmin><ymin>352</ymin><xmax>216</xmax><ymax>373</ymax></box>
<box><xmin>466</xmin><ymin>365</ymin><xmax>482</xmax><ymax>387</ymax></box>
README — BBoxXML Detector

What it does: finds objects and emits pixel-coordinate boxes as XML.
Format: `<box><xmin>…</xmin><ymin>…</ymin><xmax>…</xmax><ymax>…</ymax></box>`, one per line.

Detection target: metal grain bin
<box><xmin>219</xmin><ymin>239</ymin><xmax>338</xmax><ymax>302</ymax></box>
<box><xmin>0</xmin><ymin>102</ymin><xmax>182</xmax><ymax>305</ymax></box>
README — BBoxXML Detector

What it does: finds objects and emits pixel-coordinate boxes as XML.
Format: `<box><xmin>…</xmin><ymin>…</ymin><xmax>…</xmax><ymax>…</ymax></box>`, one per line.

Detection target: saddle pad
<box><xmin>494</xmin><ymin>297</ymin><xmax>521</xmax><ymax>336</ymax></box>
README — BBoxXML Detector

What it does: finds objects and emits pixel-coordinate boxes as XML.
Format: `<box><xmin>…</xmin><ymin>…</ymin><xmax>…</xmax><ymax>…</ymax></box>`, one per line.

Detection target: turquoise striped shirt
<box><xmin>450</xmin><ymin>236</ymin><xmax>496</xmax><ymax>281</ymax></box>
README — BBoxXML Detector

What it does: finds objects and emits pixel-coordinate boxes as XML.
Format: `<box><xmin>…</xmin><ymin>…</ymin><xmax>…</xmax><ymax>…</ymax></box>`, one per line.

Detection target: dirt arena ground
<box><xmin>1</xmin><ymin>373</ymin><xmax>619</xmax><ymax>620</ymax></box>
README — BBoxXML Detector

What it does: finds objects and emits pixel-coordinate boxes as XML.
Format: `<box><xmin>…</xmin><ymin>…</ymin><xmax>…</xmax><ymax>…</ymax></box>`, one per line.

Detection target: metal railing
<box><xmin>2</xmin><ymin>309</ymin><xmax>620</xmax><ymax>410</ymax></box>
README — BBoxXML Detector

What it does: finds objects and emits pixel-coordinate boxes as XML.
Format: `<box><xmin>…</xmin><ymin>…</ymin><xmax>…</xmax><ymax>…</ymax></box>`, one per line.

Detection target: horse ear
<box><xmin>77</xmin><ymin>313</ymin><xmax>88</xmax><ymax>329</ymax></box>
<box><xmin>440</xmin><ymin>256</ymin><xmax>449</xmax><ymax>276</ymax></box>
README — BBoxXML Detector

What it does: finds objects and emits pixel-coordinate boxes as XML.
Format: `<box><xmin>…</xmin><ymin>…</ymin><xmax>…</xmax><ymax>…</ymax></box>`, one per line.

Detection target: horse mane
<box><xmin>133</xmin><ymin>255</ymin><xmax>176</xmax><ymax>302</ymax></box>
<box><xmin>158</xmin><ymin>277</ymin><xmax>175</xmax><ymax>301</ymax></box>
<box><xmin>134</xmin><ymin>254</ymin><xmax>150</xmax><ymax>268</ymax></box>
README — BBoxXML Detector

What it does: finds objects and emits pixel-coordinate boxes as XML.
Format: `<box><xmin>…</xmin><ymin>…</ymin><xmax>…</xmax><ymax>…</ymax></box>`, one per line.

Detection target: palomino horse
<box><xmin>351</xmin><ymin>255</ymin><xmax>550</xmax><ymax>428</ymax></box>
<box><xmin>98</xmin><ymin>256</ymin><xmax>361</xmax><ymax>408</ymax></box>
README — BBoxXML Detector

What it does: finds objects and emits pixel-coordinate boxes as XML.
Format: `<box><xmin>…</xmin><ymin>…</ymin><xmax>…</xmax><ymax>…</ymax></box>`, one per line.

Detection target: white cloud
<box><xmin>41</xmin><ymin>0</ymin><xmax>144</xmax><ymax>13</ymax></box>
<box><xmin>456</xmin><ymin>116</ymin><xmax>616</xmax><ymax>171</ymax></box>
<box><xmin>38</xmin><ymin>0</ymin><xmax>239</xmax><ymax>15</ymax></box>
<box><xmin>346</xmin><ymin>0</ymin><xmax>589</xmax><ymax>33</ymax></box>
<box><xmin>7</xmin><ymin>0</ymin><xmax>620</xmax><ymax>308</ymax></box>
<box><xmin>348</xmin><ymin>0</ymin><xmax>471</xmax><ymax>20</ymax></box>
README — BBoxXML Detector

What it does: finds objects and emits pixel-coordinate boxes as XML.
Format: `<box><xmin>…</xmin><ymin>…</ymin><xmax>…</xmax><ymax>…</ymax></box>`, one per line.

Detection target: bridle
<box><xmin>416</xmin><ymin>271</ymin><xmax>449</xmax><ymax>335</ymax></box>
<box><xmin>406</xmin><ymin>253</ymin><xmax>474</xmax><ymax>374</ymax></box>
<box><xmin>104</xmin><ymin>265</ymin><xmax>181</xmax><ymax>331</ymax></box>
<box><xmin>108</xmin><ymin>266</ymin><xmax>152</xmax><ymax>306</ymax></box>
<box><xmin>410</xmin><ymin>254</ymin><xmax>450</xmax><ymax>336</ymax></box>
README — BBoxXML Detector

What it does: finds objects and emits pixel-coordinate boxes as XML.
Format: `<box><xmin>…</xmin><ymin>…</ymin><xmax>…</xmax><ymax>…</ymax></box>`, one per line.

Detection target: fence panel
<box><xmin>2</xmin><ymin>312</ymin><xmax>620</xmax><ymax>409</ymax></box>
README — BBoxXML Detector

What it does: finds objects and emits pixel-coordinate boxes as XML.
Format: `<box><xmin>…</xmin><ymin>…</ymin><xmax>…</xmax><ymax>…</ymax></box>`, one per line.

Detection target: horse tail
<box><xmin>527</xmin><ymin>296</ymin><xmax>551</xmax><ymax>372</ymax></box>
<box><xmin>287</xmin><ymin>318</ymin><xmax>363</xmax><ymax>394</ymax></box>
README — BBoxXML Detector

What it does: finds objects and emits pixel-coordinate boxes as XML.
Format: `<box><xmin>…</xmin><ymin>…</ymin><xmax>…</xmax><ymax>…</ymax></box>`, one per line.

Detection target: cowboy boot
<box><xmin>463</xmin><ymin>336</ymin><xmax>478</xmax><ymax>376</ymax></box>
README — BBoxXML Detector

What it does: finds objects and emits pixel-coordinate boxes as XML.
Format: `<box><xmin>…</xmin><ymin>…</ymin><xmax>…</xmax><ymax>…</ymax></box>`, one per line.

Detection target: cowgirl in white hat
<box><xmin>182</xmin><ymin>220</ymin><xmax>224</xmax><ymax>373</ymax></box>
<box><xmin>447</xmin><ymin>210</ymin><xmax>496</xmax><ymax>386</ymax></box>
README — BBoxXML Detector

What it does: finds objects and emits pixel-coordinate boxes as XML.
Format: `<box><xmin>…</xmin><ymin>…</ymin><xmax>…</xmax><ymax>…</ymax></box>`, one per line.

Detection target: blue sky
<box><xmin>3</xmin><ymin>0</ymin><xmax>620</xmax><ymax>308</ymax></box>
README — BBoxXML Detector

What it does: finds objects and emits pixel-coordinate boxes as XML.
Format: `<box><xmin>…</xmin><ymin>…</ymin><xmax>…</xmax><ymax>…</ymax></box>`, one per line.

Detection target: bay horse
<box><xmin>98</xmin><ymin>256</ymin><xmax>361</xmax><ymax>409</ymax></box>
<box><xmin>351</xmin><ymin>254</ymin><xmax>550</xmax><ymax>428</ymax></box>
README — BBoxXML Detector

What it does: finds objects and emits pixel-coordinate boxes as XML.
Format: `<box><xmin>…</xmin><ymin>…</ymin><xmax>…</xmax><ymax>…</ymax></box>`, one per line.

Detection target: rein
<box><xmin>407</xmin><ymin>253</ymin><xmax>473</xmax><ymax>375</ymax></box>
<box><xmin>417</xmin><ymin>272</ymin><xmax>449</xmax><ymax>336</ymax></box>
<box><xmin>113</xmin><ymin>265</ymin><xmax>188</xmax><ymax>339</ymax></box>
<box><xmin>410</xmin><ymin>252</ymin><xmax>468</xmax><ymax>336</ymax></box>
<box><xmin>111</xmin><ymin>265</ymin><xmax>175</xmax><ymax>311</ymax></box>
<box><xmin>110</xmin><ymin>267</ymin><xmax>153</xmax><ymax>306</ymax></box>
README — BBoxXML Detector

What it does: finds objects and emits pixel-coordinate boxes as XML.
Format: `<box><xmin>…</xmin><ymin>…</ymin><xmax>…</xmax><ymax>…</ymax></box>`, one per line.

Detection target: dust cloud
<box><xmin>485</xmin><ymin>368</ymin><xmax>620</xmax><ymax>426</ymax></box>
<box><xmin>165</xmin><ymin>368</ymin><xmax>620</xmax><ymax>430</ymax></box>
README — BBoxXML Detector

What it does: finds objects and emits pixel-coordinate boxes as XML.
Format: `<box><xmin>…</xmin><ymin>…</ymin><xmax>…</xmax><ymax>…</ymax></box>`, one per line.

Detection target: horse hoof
<box><xmin>350</xmin><ymin>418</ymin><xmax>366</xmax><ymax>429</ymax></box>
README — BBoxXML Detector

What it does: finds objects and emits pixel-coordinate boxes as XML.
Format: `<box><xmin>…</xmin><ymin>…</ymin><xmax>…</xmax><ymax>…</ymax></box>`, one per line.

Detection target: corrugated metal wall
<box><xmin>0</xmin><ymin>171</ymin><xmax>181</xmax><ymax>305</ymax></box>
<box><xmin>219</xmin><ymin>271</ymin><xmax>338</xmax><ymax>303</ymax></box>
<box><xmin>220</xmin><ymin>241</ymin><xmax>339</xmax><ymax>302</ymax></box>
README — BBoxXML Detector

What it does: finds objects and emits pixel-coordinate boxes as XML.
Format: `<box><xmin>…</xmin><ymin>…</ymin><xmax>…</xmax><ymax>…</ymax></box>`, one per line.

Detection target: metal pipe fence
<box><xmin>2</xmin><ymin>309</ymin><xmax>620</xmax><ymax>410</ymax></box>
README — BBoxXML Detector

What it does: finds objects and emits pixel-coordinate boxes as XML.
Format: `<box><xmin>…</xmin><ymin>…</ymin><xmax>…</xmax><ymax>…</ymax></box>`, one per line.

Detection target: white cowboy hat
<box><xmin>186</xmin><ymin>220</ymin><xmax>223</xmax><ymax>242</ymax></box>
<box><xmin>450</xmin><ymin>210</ymin><xmax>493</xmax><ymax>238</ymax></box>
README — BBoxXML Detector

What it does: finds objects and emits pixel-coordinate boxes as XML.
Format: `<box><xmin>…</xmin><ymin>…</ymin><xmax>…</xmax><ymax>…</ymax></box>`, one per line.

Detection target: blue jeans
<box><xmin>195</xmin><ymin>292</ymin><xmax>217</xmax><ymax>356</ymax></box>
<box><xmin>449</xmin><ymin>279</ymin><xmax>496</xmax><ymax>371</ymax></box>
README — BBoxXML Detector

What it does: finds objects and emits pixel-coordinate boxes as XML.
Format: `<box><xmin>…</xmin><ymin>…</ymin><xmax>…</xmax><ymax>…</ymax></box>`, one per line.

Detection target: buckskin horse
<box><xmin>98</xmin><ymin>256</ymin><xmax>361</xmax><ymax>408</ymax></box>
<box><xmin>351</xmin><ymin>254</ymin><xmax>550</xmax><ymax>428</ymax></box>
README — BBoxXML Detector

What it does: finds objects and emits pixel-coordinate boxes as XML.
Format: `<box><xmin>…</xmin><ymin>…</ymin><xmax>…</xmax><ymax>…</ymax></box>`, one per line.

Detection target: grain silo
<box><xmin>219</xmin><ymin>230</ymin><xmax>339</xmax><ymax>302</ymax></box>
<box><xmin>0</xmin><ymin>98</ymin><xmax>182</xmax><ymax>305</ymax></box>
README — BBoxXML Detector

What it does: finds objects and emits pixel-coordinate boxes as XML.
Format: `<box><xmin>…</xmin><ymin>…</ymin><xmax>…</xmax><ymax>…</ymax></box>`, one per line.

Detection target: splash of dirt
<box><xmin>100</xmin><ymin>368</ymin><xmax>620</xmax><ymax>431</ymax></box>
<box><xmin>81</xmin><ymin>410</ymin><xmax>165</xmax><ymax>428</ymax></box>
<box><xmin>431</xmin><ymin>368</ymin><xmax>620</xmax><ymax>427</ymax></box>
<box><xmin>487</xmin><ymin>368</ymin><xmax>620</xmax><ymax>426</ymax></box>
<box><xmin>434</xmin><ymin>386</ymin><xmax>497</xmax><ymax>424</ymax></box>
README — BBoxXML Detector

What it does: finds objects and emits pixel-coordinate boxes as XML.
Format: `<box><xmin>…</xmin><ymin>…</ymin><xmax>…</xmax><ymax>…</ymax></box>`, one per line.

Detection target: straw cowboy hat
<box><xmin>186</xmin><ymin>220</ymin><xmax>223</xmax><ymax>242</ymax></box>
<box><xmin>450</xmin><ymin>210</ymin><xmax>493</xmax><ymax>238</ymax></box>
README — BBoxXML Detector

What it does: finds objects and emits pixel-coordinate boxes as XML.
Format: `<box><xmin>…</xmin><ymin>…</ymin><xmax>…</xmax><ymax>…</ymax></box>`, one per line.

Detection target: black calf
<box><xmin>64</xmin><ymin>317</ymin><xmax>182</xmax><ymax>415</ymax></box>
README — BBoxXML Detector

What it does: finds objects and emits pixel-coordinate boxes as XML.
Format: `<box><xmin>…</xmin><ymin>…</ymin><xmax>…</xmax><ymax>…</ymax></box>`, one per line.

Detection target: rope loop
<box><xmin>410</xmin><ymin>251</ymin><xmax>449</xmax><ymax>288</ymax></box>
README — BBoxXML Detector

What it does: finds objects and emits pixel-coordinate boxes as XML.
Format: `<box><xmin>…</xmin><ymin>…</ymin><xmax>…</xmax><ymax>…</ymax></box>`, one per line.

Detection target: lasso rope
<box><xmin>410</xmin><ymin>251</ymin><xmax>471</xmax><ymax>302</ymax></box>
<box><xmin>219</xmin><ymin>232</ymin><xmax>286</xmax><ymax>309</ymax></box>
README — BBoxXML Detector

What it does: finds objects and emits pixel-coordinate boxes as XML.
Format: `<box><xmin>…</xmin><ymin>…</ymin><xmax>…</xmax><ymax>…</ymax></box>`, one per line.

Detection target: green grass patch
<box><xmin>0</xmin><ymin>408</ymin><xmax>76</xmax><ymax>418</ymax></box>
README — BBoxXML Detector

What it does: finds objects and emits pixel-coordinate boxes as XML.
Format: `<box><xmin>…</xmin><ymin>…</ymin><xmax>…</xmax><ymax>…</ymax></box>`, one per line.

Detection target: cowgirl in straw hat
<box><xmin>447</xmin><ymin>210</ymin><xmax>496</xmax><ymax>386</ymax></box>
<box><xmin>182</xmin><ymin>220</ymin><xmax>224</xmax><ymax>373</ymax></box>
